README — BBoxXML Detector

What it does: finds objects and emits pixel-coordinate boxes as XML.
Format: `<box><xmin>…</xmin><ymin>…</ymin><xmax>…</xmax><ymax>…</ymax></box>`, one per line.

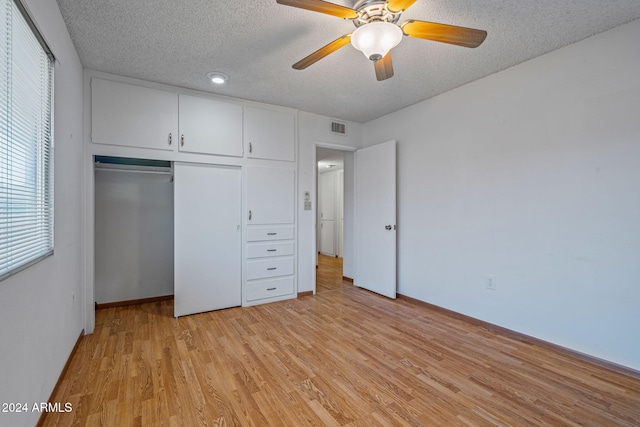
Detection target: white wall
<box><xmin>95</xmin><ymin>169</ymin><xmax>174</xmax><ymax>303</ymax></box>
<box><xmin>297</xmin><ymin>112</ymin><xmax>362</xmax><ymax>292</ymax></box>
<box><xmin>363</xmin><ymin>19</ymin><xmax>640</xmax><ymax>370</ymax></box>
<box><xmin>0</xmin><ymin>0</ymin><xmax>84</xmax><ymax>426</ymax></box>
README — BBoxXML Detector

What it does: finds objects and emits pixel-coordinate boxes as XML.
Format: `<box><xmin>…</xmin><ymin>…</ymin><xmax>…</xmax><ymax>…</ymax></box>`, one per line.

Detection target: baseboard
<box><xmin>298</xmin><ymin>291</ymin><xmax>313</xmax><ymax>297</ymax></box>
<box><xmin>397</xmin><ymin>294</ymin><xmax>640</xmax><ymax>381</ymax></box>
<box><xmin>342</xmin><ymin>276</ymin><xmax>354</xmax><ymax>283</ymax></box>
<box><xmin>36</xmin><ymin>329</ymin><xmax>84</xmax><ymax>427</ymax></box>
<box><xmin>95</xmin><ymin>294</ymin><xmax>174</xmax><ymax>309</ymax></box>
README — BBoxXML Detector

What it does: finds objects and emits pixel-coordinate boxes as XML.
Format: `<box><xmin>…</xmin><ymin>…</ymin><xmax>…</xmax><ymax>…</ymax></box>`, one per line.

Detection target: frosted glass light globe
<box><xmin>351</xmin><ymin>22</ymin><xmax>403</xmax><ymax>61</ymax></box>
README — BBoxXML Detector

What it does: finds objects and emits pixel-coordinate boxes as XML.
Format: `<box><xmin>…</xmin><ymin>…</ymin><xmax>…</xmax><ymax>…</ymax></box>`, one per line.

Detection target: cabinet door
<box><xmin>247</xmin><ymin>165</ymin><xmax>294</xmax><ymax>225</ymax></box>
<box><xmin>91</xmin><ymin>78</ymin><xmax>178</xmax><ymax>150</ymax></box>
<box><xmin>244</xmin><ymin>106</ymin><xmax>295</xmax><ymax>161</ymax></box>
<box><xmin>178</xmin><ymin>94</ymin><xmax>243</xmax><ymax>157</ymax></box>
<box><xmin>174</xmin><ymin>163</ymin><xmax>242</xmax><ymax>317</ymax></box>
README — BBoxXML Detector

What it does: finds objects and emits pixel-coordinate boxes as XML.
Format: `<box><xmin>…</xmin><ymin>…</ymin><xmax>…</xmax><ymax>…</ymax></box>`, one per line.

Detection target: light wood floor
<box><xmin>43</xmin><ymin>256</ymin><xmax>640</xmax><ymax>426</ymax></box>
<box><xmin>316</xmin><ymin>254</ymin><xmax>348</xmax><ymax>294</ymax></box>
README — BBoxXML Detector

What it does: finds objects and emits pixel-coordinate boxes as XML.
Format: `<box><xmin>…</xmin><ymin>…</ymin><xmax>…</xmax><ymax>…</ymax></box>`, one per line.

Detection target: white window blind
<box><xmin>0</xmin><ymin>0</ymin><xmax>54</xmax><ymax>280</ymax></box>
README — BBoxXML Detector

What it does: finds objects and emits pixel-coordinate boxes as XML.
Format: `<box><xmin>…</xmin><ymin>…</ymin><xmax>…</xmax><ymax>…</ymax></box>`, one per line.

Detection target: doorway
<box><xmin>311</xmin><ymin>141</ymin><xmax>397</xmax><ymax>297</ymax></box>
<box><xmin>317</xmin><ymin>148</ymin><xmax>344</xmax><ymax>258</ymax></box>
<box><xmin>315</xmin><ymin>146</ymin><xmax>353</xmax><ymax>292</ymax></box>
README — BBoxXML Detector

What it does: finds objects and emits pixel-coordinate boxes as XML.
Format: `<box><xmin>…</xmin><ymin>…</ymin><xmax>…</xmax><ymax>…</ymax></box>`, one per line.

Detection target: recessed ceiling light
<box><xmin>207</xmin><ymin>71</ymin><xmax>228</xmax><ymax>84</ymax></box>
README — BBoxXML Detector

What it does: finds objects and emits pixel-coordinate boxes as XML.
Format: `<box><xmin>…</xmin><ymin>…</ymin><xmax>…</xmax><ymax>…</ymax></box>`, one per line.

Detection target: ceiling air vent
<box><xmin>331</xmin><ymin>121</ymin><xmax>347</xmax><ymax>136</ymax></box>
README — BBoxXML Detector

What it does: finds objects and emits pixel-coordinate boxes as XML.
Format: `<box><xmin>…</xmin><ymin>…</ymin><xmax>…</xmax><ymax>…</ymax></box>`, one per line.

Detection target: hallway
<box><xmin>316</xmin><ymin>254</ymin><xmax>351</xmax><ymax>293</ymax></box>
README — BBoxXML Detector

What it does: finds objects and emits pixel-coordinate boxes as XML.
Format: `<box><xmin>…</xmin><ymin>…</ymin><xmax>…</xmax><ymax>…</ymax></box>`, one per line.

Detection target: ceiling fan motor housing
<box><xmin>353</xmin><ymin>0</ymin><xmax>402</xmax><ymax>27</ymax></box>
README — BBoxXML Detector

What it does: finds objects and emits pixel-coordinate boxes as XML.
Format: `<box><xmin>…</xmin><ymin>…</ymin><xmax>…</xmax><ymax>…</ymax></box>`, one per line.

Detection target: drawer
<box><xmin>246</xmin><ymin>276</ymin><xmax>294</xmax><ymax>301</ymax></box>
<box><xmin>247</xmin><ymin>257</ymin><xmax>294</xmax><ymax>280</ymax></box>
<box><xmin>247</xmin><ymin>241</ymin><xmax>294</xmax><ymax>259</ymax></box>
<box><xmin>247</xmin><ymin>226</ymin><xmax>294</xmax><ymax>242</ymax></box>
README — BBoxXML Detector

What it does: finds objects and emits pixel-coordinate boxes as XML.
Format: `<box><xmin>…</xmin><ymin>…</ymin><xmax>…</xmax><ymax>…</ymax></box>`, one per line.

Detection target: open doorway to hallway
<box><xmin>316</xmin><ymin>147</ymin><xmax>344</xmax><ymax>292</ymax></box>
<box><xmin>317</xmin><ymin>148</ymin><xmax>344</xmax><ymax>259</ymax></box>
<box><xmin>316</xmin><ymin>146</ymin><xmax>355</xmax><ymax>291</ymax></box>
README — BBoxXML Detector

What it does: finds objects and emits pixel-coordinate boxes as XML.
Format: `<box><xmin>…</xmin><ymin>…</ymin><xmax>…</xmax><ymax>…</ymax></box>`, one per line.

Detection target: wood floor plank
<box><xmin>42</xmin><ymin>254</ymin><xmax>640</xmax><ymax>426</ymax></box>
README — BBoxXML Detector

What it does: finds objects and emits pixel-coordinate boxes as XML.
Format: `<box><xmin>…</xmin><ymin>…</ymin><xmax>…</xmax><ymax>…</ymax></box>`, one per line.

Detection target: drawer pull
<box><xmin>267</xmin><ymin>249</ymin><xmax>277</xmax><ymax>252</ymax></box>
<box><xmin>267</xmin><ymin>232</ymin><xmax>277</xmax><ymax>236</ymax></box>
<box><xmin>267</xmin><ymin>267</ymin><xmax>277</xmax><ymax>271</ymax></box>
<box><xmin>267</xmin><ymin>287</ymin><xmax>276</xmax><ymax>291</ymax></box>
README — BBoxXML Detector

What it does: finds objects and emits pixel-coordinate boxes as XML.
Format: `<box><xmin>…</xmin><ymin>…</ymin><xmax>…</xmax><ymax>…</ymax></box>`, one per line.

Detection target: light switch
<box><xmin>304</xmin><ymin>191</ymin><xmax>311</xmax><ymax>210</ymax></box>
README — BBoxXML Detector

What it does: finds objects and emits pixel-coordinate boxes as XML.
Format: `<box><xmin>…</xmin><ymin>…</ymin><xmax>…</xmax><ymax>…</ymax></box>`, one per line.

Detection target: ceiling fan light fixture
<box><xmin>351</xmin><ymin>21</ymin><xmax>403</xmax><ymax>61</ymax></box>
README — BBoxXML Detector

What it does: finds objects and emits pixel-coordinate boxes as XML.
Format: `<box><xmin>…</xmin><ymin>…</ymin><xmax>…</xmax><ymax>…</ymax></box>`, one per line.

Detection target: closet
<box><xmin>94</xmin><ymin>157</ymin><xmax>174</xmax><ymax>305</ymax></box>
<box><xmin>89</xmin><ymin>75</ymin><xmax>298</xmax><ymax>317</ymax></box>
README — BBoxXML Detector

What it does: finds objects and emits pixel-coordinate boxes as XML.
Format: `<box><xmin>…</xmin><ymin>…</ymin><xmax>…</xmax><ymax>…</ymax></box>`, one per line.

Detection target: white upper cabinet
<box><xmin>91</xmin><ymin>78</ymin><xmax>178</xmax><ymax>150</ymax></box>
<box><xmin>178</xmin><ymin>94</ymin><xmax>243</xmax><ymax>157</ymax></box>
<box><xmin>247</xmin><ymin>165</ymin><xmax>295</xmax><ymax>225</ymax></box>
<box><xmin>244</xmin><ymin>106</ymin><xmax>295</xmax><ymax>162</ymax></box>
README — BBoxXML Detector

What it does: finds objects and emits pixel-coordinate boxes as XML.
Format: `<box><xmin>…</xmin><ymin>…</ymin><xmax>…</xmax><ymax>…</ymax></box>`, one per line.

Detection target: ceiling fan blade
<box><xmin>374</xmin><ymin>52</ymin><xmax>394</xmax><ymax>81</ymax></box>
<box><xmin>276</xmin><ymin>0</ymin><xmax>358</xmax><ymax>19</ymax></box>
<box><xmin>386</xmin><ymin>0</ymin><xmax>417</xmax><ymax>13</ymax></box>
<box><xmin>401</xmin><ymin>20</ymin><xmax>487</xmax><ymax>48</ymax></box>
<box><xmin>292</xmin><ymin>34</ymin><xmax>352</xmax><ymax>70</ymax></box>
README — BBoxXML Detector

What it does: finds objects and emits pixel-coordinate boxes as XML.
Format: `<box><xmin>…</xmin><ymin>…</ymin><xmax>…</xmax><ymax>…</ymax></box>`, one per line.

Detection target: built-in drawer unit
<box><xmin>246</xmin><ymin>276</ymin><xmax>295</xmax><ymax>301</ymax></box>
<box><xmin>247</xmin><ymin>226</ymin><xmax>294</xmax><ymax>242</ymax></box>
<box><xmin>247</xmin><ymin>257</ymin><xmax>294</xmax><ymax>281</ymax></box>
<box><xmin>247</xmin><ymin>241</ymin><xmax>294</xmax><ymax>259</ymax></box>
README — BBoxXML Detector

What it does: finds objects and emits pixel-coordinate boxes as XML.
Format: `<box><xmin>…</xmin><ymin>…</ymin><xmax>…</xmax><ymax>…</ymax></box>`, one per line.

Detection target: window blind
<box><xmin>0</xmin><ymin>0</ymin><xmax>54</xmax><ymax>280</ymax></box>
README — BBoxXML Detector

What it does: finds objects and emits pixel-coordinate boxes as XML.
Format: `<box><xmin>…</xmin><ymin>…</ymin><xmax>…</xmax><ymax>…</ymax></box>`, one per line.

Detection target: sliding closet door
<box><xmin>174</xmin><ymin>163</ymin><xmax>241</xmax><ymax>317</ymax></box>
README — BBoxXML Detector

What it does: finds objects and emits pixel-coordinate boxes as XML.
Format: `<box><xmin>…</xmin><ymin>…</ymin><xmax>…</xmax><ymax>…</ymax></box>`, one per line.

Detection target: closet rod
<box><xmin>95</xmin><ymin>167</ymin><xmax>173</xmax><ymax>175</ymax></box>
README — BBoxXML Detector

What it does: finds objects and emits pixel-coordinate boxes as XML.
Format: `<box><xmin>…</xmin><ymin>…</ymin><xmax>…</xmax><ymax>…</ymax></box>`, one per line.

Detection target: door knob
<box><xmin>385</xmin><ymin>225</ymin><xmax>392</xmax><ymax>230</ymax></box>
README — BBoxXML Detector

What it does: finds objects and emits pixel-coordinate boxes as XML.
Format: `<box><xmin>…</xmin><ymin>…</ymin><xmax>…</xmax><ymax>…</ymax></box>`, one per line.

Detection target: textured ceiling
<box><xmin>55</xmin><ymin>0</ymin><xmax>640</xmax><ymax>123</ymax></box>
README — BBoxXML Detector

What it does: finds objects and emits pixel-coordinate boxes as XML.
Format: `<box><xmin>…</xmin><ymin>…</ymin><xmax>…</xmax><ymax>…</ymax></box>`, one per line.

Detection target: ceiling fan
<box><xmin>276</xmin><ymin>0</ymin><xmax>487</xmax><ymax>81</ymax></box>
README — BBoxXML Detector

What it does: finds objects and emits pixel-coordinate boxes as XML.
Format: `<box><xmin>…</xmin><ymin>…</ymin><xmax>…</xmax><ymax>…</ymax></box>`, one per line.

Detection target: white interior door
<box><xmin>355</xmin><ymin>140</ymin><xmax>396</xmax><ymax>298</ymax></box>
<box><xmin>174</xmin><ymin>163</ymin><xmax>241</xmax><ymax>317</ymax></box>
<box><xmin>320</xmin><ymin>220</ymin><xmax>335</xmax><ymax>256</ymax></box>
<box><xmin>319</xmin><ymin>172</ymin><xmax>336</xmax><ymax>256</ymax></box>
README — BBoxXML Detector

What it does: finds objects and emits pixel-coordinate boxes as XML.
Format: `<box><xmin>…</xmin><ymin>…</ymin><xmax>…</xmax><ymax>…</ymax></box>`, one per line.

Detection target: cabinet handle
<box><xmin>168</xmin><ymin>133</ymin><xmax>172</xmax><ymax>145</ymax></box>
<box><xmin>267</xmin><ymin>287</ymin><xmax>276</xmax><ymax>291</ymax></box>
<box><xmin>181</xmin><ymin>134</ymin><xmax>185</xmax><ymax>146</ymax></box>
<box><xmin>267</xmin><ymin>267</ymin><xmax>277</xmax><ymax>271</ymax></box>
<box><xmin>249</xmin><ymin>142</ymin><xmax>253</xmax><ymax>154</ymax></box>
<box><xmin>267</xmin><ymin>232</ymin><xmax>277</xmax><ymax>236</ymax></box>
<box><xmin>248</xmin><ymin>210</ymin><xmax>252</xmax><ymax>221</ymax></box>
<box><xmin>267</xmin><ymin>249</ymin><xmax>277</xmax><ymax>252</ymax></box>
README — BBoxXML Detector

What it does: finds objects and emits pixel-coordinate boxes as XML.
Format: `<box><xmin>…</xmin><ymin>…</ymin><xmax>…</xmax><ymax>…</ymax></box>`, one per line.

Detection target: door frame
<box><xmin>311</xmin><ymin>142</ymin><xmax>356</xmax><ymax>294</ymax></box>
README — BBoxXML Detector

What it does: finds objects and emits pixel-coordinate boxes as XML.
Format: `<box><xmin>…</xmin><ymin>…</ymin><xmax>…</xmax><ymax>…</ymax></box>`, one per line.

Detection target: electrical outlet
<box><xmin>486</xmin><ymin>275</ymin><xmax>496</xmax><ymax>291</ymax></box>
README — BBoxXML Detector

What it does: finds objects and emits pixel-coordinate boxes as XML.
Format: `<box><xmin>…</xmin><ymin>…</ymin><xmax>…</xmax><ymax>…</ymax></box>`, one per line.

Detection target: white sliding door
<box><xmin>174</xmin><ymin>163</ymin><xmax>242</xmax><ymax>317</ymax></box>
<box><xmin>355</xmin><ymin>140</ymin><xmax>397</xmax><ymax>298</ymax></box>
